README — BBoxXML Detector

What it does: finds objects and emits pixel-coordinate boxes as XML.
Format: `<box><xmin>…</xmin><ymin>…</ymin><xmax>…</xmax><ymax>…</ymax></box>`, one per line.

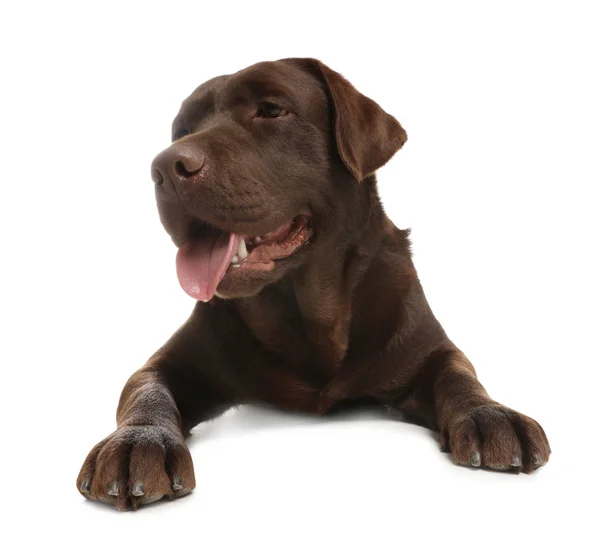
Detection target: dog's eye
<box><xmin>173</xmin><ymin>129</ymin><xmax>189</xmax><ymax>141</ymax></box>
<box><xmin>256</xmin><ymin>102</ymin><xmax>287</xmax><ymax>119</ymax></box>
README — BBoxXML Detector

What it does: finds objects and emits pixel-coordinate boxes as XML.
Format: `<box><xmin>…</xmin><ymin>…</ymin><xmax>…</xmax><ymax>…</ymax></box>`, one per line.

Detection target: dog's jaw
<box><xmin>176</xmin><ymin>214</ymin><xmax>313</xmax><ymax>302</ymax></box>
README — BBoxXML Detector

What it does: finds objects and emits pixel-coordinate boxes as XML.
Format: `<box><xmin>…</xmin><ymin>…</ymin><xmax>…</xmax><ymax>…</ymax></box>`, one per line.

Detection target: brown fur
<box><xmin>77</xmin><ymin>58</ymin><xmax>550</xmax><ymax>510</ymax></box>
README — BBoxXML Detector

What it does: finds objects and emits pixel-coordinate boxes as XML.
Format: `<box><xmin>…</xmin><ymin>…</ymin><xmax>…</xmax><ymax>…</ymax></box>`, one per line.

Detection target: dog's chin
<box><xmin>214</xmin><ymin>264</ymin><xmax>291</xmax><ymax>300</ymax></box>
<box><xmin>172</xmin><ymin>214</ymin><xmax>313</xmax><ymax>302</ymax></box>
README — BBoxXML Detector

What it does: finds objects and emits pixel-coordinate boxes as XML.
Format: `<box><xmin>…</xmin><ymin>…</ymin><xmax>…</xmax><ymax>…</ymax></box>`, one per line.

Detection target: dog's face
<box><xmin>151</xmin><ymin>58</ymin><xmax>407</xmax><ymax>301</ymax></box>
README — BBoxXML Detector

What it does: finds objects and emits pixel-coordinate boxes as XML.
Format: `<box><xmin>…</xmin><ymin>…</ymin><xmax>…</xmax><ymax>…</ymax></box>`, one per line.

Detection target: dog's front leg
<box><xmin>395</xmin><ymin>349</ymin><xmax>551</xmax><ymax>473</ymax></box>
<box><xmin>76</xmin><ymin>321</ymin><xmax>233</xmax><ymax>510</ymax></box>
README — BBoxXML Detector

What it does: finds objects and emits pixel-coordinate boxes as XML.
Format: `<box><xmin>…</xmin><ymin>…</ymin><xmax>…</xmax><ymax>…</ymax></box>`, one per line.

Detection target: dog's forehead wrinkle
<box><xmin>222</xmin><ymin>61</ymin><xmax>317</xmax><ymax>106</ymax></box>
<box><xmin>223</xmin><ymin>77</ymin><xmax>294</xmax><ymax>108</ymax></box>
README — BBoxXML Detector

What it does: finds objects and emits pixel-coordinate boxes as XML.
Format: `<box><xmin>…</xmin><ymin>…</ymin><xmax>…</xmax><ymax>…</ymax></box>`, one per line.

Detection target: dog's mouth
<box><xmin>176</xmin><ymin>215</ymin><xmax>313</xmax><ymax>302</ymax></box>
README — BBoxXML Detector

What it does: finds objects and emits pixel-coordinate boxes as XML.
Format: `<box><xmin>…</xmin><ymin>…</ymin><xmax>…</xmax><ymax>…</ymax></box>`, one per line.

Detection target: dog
<box><xmin>77</xmin><ymin>58</ymin><xmax>550</xmax><ymax>510</ymax></box>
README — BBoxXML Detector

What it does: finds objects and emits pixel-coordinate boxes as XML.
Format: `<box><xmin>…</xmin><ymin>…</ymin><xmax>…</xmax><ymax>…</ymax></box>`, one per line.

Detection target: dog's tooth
<box><xmin>238</xmin><ymin>238</ymin><xmax>248</xmax><ymax>260</ymax></box>
<box><xmin>231</xmin><ymin>255</ymin><xmax>239</xmax><ymax>264</ymax></box>
<box><xmin>254</xmin><ymin>236</ymin><xmax>261</xmax><ymax>244</ymax></box>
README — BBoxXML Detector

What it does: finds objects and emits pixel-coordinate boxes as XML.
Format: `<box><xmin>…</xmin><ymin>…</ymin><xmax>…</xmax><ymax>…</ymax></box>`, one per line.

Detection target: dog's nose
<box><xmin>151</xmin><ymin>144</ymin><xmax>206</xmax><ymax>190</ymax></box>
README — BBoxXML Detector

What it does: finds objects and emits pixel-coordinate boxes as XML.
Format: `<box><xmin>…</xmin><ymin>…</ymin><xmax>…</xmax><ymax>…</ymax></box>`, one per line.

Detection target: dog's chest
<box><xmin>235</xmin><ymin>290</ymin><xmax>346</xmax><ymax>368</ymax></box>
<box><xmin>223</xmin><ymin>305</ymin><xmax>348</xmax><ymax>411</ymax></box>
<box><xmin>225</xmin><ymin>281</ymin><xmax>407</xmax><ymax>413</ymax></box>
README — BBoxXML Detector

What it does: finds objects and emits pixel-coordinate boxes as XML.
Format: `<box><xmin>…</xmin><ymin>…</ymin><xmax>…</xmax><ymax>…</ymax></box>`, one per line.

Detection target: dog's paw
<box><xmin>76</xmin><ymin>425</ymin><xmax>195</xmax><ymax>510</ymax></box>
<box><xmin>442</xmin><ymin>404</ymin><xmax>550</xmax><ymax>473</ymax></box>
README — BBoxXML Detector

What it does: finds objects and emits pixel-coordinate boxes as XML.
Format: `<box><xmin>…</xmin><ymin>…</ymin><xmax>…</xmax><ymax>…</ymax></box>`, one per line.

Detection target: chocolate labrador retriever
<box><xmin>77</xmin><ymin>58</ymin><xmax>550</xmax><ymax>510</ymax></box>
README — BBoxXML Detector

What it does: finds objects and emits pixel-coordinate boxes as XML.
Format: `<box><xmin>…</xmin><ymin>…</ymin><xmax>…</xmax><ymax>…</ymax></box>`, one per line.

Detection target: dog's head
<box><xmin>151</xmin><ymin>58</ymin><xmax>407</xmax><ymax>302</ymax></box>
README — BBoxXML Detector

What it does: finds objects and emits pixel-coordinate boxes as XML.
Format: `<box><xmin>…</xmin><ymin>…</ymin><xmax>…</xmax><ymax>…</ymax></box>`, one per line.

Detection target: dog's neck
<box><xmin>234</xmin><ymin>175</ymin><xmax>395</xmax><ymax>377</ymax></box>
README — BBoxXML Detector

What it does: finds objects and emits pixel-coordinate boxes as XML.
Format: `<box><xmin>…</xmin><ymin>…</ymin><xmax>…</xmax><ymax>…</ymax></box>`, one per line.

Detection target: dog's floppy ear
<box><xmin>300</xmin><ymin>59</ymin><xmax>407</xmax><ymax>182</ymax></box>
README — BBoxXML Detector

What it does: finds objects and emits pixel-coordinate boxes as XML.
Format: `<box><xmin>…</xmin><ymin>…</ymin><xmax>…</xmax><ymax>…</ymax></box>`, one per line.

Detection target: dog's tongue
<box><xmin>176</xmin><ymin>231</ymin><xmax>240</xmax><ymax>302</ymax></box>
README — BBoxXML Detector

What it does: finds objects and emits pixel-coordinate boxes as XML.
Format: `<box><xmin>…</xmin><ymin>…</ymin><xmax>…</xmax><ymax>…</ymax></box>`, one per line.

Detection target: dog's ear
<box><xmin>294</xmin><ymin>58</ymin><xmax>407</xmax><ymax>182</ymax></box>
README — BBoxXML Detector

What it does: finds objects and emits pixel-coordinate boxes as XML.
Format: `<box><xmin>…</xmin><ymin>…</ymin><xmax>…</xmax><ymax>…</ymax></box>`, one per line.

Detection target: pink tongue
<box><xmin>176</xmin><ymin>231</ymin><xmax>240</xmax><ymax>302</ymax></box>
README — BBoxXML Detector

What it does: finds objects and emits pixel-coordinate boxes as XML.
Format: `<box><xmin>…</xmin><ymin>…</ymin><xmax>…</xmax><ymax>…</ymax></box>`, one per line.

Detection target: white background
<box><xmin>1</xmin><ymin>1</ymin><xmax>599</xmax><ymax>542</ymax></box>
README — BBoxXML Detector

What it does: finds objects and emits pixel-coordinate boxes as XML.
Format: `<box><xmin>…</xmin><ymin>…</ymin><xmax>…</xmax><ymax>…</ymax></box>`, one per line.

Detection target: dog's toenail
<box><xmin>80</xmin><ymin>480</ymin><xmax>90</xmax><ymax>493</ymax></box>
<box><xmin>107</xmin><ymin>481</ymin><xmax>120</xmax><ymax>496</ymax></box>
<box><xmin>533</xmin><ymin>453</ymin><xmax>543</xmax><ymax>466</ymax></box>
<box><xmin>132</xmin><ymin>482</ymin><xmax>144</xmax><ymax>496</ymax></box>
<box><xmin>172</xmin><ymin>476</ymin><xmax>183</xmax><ymax>491</ymax></box>
<box><xmin>510</xmin><ymin>455</ymin><xmax>522</xmax><ymax>467</ymax></box>
<box><xmin>470</xmin><ymin>451</ymin><xmax>481</xmax><ymax>467</ymax></box>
